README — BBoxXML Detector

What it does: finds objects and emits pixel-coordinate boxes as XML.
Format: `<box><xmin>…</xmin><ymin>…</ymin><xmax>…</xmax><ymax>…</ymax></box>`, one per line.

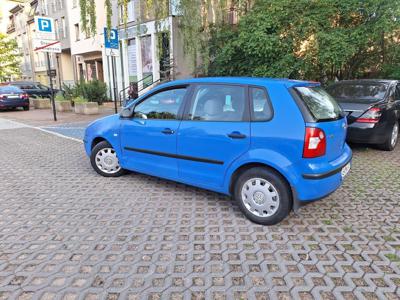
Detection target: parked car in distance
<box><xmin>327</xmin><ymin>80</ymin><xmax>400</xmax><ymax>151</ymax></box>
<box><xmin>8</xmin><ymin>81</ymin><xmax>59</xmax><ymax>99</ymax></box>
<box><xmin>84</xmin><ymin>77</ymin><xmax>352</xmax><ymax>225</ymax></box>
<box><xmin>0</xmin><ymin>85</ymin><xmax>29</xmax><ymax>111</ymax></box>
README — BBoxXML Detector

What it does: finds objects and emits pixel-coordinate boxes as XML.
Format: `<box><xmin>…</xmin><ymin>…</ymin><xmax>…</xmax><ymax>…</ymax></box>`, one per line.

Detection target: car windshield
<box><xmin>326</xmin><ymin>83</ymin><xmax>388</xmax><ymax>104</ymax></box>
<box><xmin>0</xmin><ymin>86</ymin><xmax>22</xmax><ymax>94</ymax></box>
<box><xmin>294</xmin><ymin>86</ymin><xmax>343</xmax><ymax>121</ymax></box>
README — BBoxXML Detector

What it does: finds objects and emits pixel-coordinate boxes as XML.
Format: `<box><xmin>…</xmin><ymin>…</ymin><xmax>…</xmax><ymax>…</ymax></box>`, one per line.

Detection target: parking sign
<box><xmin>38</xmin><ymin>18</ymin><xmax>52</xmax><ymax>32</ymax></box>
<box><xmin>104</xmin><ymin>28</ymin><xmax>119</xmax><ymax>49</ymax></box>
<box><xmin>34</xmin><ymin>16</ymin><xmax>56</xmax><ymax>40</ymax></box>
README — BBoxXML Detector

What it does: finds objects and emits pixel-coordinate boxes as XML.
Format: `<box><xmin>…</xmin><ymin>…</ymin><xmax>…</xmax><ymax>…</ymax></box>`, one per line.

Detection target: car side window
<box><xmin>37</xmin><ymin>84</ymin><xmax>49</xmax><ymax>90</ymax></box>
<box><xmin>395</xmin><ymin>85</ymin><xmax>400</xmax><ymax>100</ymax></box>
<box><xmin>188</xmin><ymin>85</ymin><xmax>246</xmax><ymax>121</ymax></box>
<box><xmin>133</xmin><ymin>88</ymin><xmax>187</xmax><ymax>120</ymax></box>
<box><xmin>250</xmin><ymin>87</ymin><xmax>273</xmax><ymax>121</ymax></box>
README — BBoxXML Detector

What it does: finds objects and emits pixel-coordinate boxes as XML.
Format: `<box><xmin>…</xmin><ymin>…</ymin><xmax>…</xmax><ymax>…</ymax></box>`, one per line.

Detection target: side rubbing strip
<box><xmin>124</xmin><ymin>147</ymin><xmax>224</xmax><ymax>165</ymax></box>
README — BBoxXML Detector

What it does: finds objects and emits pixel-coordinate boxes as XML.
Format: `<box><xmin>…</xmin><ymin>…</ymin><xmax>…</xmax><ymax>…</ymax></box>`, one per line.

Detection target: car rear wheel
<box><xmin>23</xmin><ymin>106</ymin><xmax>29</xmax><ymax>111</ymax></box>
<box><xmin>90</xmin><ymin>141</ymin><xmax>126</xmax><ymax>177</ymax></box>
<box><xmin>233</xmin><ymin>167</ymin><xmax>292</xmax><ymax>225</ymax></box>
<box><xmin>380</xmin><ymin>121</ymin><xmax>399</xmax><ymax>151</ymax></box>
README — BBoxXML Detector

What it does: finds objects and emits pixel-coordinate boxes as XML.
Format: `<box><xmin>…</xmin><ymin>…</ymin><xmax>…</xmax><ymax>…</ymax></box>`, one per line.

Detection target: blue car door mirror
<box><xmin>120</xmin><ymin>107</ymin><xmax>133</xmax><ymax>118</ymax></box>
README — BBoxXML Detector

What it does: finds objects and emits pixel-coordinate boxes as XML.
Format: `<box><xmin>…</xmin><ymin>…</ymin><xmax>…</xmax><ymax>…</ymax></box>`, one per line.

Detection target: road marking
<box><xmin>0</xmin><ymin>118</ymin><xmax>83</xmax><ymax>143</ymax></box>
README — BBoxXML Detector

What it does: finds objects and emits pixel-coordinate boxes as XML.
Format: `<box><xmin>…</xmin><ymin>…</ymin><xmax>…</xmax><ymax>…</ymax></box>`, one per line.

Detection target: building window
<box><xmin>40</xmin><ymin>0</ymin><xmax>48</xmax><ymax>15</ymax></box>
<box><xmin>54</xmin><ymin>19</ymin><xmax>59</xmax><ymax>39</ymax></box>
<box><xmin>74</xmin><ymin>23</ymin><xmax>80</xmax><ymax>41</ymax></box>
<box><xmin>61</xmin><ymin>17</ymin><xmax>66</xmax><ymax>38</ymax></box>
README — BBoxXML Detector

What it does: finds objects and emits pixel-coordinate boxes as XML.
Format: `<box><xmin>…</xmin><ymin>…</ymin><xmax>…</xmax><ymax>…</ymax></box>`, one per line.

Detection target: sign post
<box><xmin>104</xmin><ymin>28</ymin><xmax>119</xmax><ymax>114</ymax></box>
<box><xmin>34</xmin><ymin>16</ymin><xmax>61</xmax><ymax>122</ymax></box>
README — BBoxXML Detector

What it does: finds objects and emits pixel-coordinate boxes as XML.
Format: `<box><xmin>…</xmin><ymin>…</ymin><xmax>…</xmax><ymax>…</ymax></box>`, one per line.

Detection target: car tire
<box><xmin>380</xmin><ymin>121</ymin><xmax>399</xmax><ymax>151</ymax></box>
<box><xmin>90</xmin><ymin>141</ymin><xmax>126</xmax><ymax>177</ymax></box>
<box><xmin>233</xmin><ymin>167</ymin><xmax>292</xmax><ymax>225</ymax></box>
<box><xmin>23</xmin><ymin>106</ymin><xmax>29</xmax><ymax>111</ymax></box>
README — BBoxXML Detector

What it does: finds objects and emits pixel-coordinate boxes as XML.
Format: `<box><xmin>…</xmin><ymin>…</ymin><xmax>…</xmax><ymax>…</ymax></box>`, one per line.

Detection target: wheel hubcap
<box><xmin>241</xmin><ymin>178</ymin><xmax>280</xmax><ymax>218</ymax></box>
<box><xmin>391</xmin><ymin>123</ymin><xmax>399</xmax><ymax>147</ymax></box>
<box><xmin>95</xmin><ymin>148</ymin><xmax>121</xmax><ymax>174</ymax></box>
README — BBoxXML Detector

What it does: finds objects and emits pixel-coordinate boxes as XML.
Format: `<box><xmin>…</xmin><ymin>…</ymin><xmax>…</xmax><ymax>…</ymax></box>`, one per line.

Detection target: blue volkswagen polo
<box><xmin>84</xmin><ymin>78</ymin><xmax>352</xmax><ymax>225</ymax></box>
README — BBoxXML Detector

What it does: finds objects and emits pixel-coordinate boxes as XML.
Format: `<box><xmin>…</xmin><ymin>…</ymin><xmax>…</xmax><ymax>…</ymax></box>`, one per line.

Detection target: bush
<box><xmin>55</xmin><ymin>93</ymin><xmax>65</xmax><ymax>102</ymax></box>
<box><xmin>62</xmin><ymin>80</ymin><xmax>108</xmax><ymax>104</ymax></box>
<box><xmin>73</xmin><ymin>96</ymin><xmax>88</xmax><ymax>103</ymax></box>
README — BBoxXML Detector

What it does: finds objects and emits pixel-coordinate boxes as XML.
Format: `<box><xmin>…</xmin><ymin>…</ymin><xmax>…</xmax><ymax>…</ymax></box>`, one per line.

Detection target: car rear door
<box><xmin>177</xmin><ymin>84</ymin><xmax>250</xmax><ymax>188</ymax></box>
<box><xmin>120</xmin><ymin>86</ymin><xmax>189</xmax><ymax>180</ymax></box>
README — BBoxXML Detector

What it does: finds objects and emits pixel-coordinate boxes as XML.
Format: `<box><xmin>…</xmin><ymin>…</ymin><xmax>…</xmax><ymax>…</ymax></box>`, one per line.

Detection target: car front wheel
<box><xmin>233</xmin><ymin>167</ymin><xmax>292</xmax><ymax>225</ymax></box>
<box><xmin>90</xmin><ymin>141</ymin><xmax>126</xmax><ymax>177</ymax></box>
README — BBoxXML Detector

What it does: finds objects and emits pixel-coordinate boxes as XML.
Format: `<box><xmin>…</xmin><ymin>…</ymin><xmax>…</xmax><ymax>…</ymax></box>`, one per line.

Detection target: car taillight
<box><xmin>303</xmin><ymin>127</ymin><xmax>326</xmax><ymax>158</ymax></box>
<box><xmin>0</xmin><ymin>95</ymin><xmax>4</xmax><ymax>100</ymax></box>
<box><xmin>357</xmin><ymin>108</ymin><xmax>382</xmax><ymax>123</ymax></box>
<box><xmin>20</xmin><ymin>93</ymin><xmax>29</xmax><ymax>99</ymax></box>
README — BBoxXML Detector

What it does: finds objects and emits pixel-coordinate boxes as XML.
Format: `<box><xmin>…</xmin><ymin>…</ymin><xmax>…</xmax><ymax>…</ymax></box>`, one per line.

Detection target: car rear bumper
<box><xmin>0</xmin><ymin>100</ymin><xmax>29</xmax><ymax>109</ymax></box>
<box><xmin>346</xmin><ymin>122</ymin><xmax>389</xmax><ymax>144</ymax></box>
<box><xmin>295</xmin><ymin>144</ymin><xmax>352</xmax><ymax>202</ymax></box>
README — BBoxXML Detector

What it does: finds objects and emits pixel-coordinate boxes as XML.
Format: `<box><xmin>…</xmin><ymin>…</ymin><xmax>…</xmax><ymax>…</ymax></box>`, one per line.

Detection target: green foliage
<box><xmin>0</xmin><ymin>33</ymin><xmax>21</xmax><ymax>82</ymax></box>
<box><xmin>209</xmin><ymin>0</ymin><xmax>400</xmax><ymax>82</ymax></box>
<box><xmin>73</xmin><ymin>96</ymin><xmax>88</xmax><ymax>103</ymax></box>
<box><xmin>66</xmin><ymin>80</ymin><xmax>108</xmax><ymax>104</ymax></box>
<box><xmin>55</xmin><ymin>94</ymin><xmax>66</xmax><ymax>102</ymax></box>
<box><xmin>80</xmin><ymin>0</ymin><xmax>96</xmax><ymax>36</ymax></box>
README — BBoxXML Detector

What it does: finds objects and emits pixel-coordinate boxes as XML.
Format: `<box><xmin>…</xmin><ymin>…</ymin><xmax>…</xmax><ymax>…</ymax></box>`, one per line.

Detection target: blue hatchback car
<box><xmin>84</xmin><ymin>78</ymin><xmax>352</xmax><ymax>225</ymax></box>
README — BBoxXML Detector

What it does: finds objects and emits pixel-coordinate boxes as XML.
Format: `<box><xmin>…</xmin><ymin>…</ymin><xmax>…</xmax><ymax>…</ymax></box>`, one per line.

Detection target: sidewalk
<box><xmin>0</xmin><ymin>103</ymin><xmax>116</xmax><ymax>127</ymax></box>
<box><xmin>0</xmin><ymin>103</ymin><xmax>118</xmax><ymax>140</ymax></box>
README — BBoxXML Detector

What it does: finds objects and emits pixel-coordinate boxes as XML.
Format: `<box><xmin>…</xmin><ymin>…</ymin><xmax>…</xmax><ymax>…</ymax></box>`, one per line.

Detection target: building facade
<box><xmin>6</xmin><ymin>3</ymin><xmax>35</xmax><ymax>81</ymax></box>
<box><xmin>66</xmin><ymin>0</ymin><xmax>106</xmax><ymax>85</ymax></box>
<box><xmin>107</xmin><ymin>0</ymin><xmax>192</xmax><ymax>102</ymax></box>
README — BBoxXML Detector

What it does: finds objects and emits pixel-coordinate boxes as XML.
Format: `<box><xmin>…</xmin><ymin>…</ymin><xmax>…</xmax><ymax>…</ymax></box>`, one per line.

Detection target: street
<box><xmin>0</xmin><ymin>117</ymin><xmax>400</xmax><ymax>300</ymax></box>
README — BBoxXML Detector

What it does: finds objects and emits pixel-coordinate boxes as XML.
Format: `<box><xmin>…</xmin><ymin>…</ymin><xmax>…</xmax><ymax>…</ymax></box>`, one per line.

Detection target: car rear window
<box><xmin>294</xmin><ymin>86</ymin><xmax>343</xmax><ymax>121</ymax></box>
<box><xmin>326</xmin><ymin>83</ymin><xmax>388</xmax><ymax>104</ymax></box>
<box><xmin>0</xmin><ymin>86</ymin><xmax>22</xmax><ymax>94</ymax></box>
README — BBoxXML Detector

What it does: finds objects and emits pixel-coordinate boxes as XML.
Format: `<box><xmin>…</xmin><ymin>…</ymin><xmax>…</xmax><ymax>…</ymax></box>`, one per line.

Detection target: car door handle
<box><xmin>161</xmin><ymin>128</ymin><xmax>175</xmax><ymax>135</ymax></box>
<box><xmin>227</xmin><ymin>131</ymin><xmax>247</xmax><ymax>139</ymax></box>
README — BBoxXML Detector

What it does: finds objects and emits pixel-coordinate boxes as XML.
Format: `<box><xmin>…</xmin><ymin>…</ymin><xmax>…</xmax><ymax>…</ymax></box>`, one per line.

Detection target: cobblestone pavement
<box><xmin>0</xmin><ymin>118</ymin><xmax>399</xmax><ymax>300</ymax></box>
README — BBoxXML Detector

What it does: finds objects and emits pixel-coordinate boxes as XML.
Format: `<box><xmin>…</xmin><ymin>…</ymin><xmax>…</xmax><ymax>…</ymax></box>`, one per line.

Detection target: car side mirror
<box><xmin>120</xmin><ymin>107</ymin><xmax>133</xmax><ymax>118</ymax></box>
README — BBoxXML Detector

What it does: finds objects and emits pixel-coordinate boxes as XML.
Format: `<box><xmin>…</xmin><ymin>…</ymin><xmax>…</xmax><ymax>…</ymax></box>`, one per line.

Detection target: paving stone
<box><xmin>0</xmin><ymin>120</ymin><xmax>399</xmax><ymax>298</ymax></box>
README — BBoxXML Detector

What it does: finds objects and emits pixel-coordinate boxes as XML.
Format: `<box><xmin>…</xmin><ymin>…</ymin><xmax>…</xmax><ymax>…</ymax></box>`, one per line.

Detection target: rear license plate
<box><xmin>7</xmin><ymin>95</ymin><xmax>19</xmax><ymax>99</ymax></box>
<box><xmin>341</xmin><ymin>163</ymin><xmax>351</xmax><ymax>179</ymax></box>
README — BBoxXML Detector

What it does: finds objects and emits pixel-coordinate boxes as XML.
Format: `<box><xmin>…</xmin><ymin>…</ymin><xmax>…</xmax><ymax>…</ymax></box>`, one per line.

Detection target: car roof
<box><xmin>0</xmin><ymin>85</ymin><xmax>22</xmax><ymax>90</ymax></box>
<box><xmin>330</xmin><ymin>79</ymin><xmax>398</xmax><ymax>85</ymax></box>
<box><xmin>156</xmin><ymin>77</ymin><xmax>320</xmax><ymax>89</ymax></box>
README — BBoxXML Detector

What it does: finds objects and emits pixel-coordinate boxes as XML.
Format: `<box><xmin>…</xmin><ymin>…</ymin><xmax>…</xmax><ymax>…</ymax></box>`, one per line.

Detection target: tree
<box><xmin>0</xmin><ymin>33</ymin><xmax>21</xmax><ymax>82</ymax></box>
<box><xmin>209</xmin><ymin>0</ymin><xmax>400</xmax><ymax>82</ymax></box>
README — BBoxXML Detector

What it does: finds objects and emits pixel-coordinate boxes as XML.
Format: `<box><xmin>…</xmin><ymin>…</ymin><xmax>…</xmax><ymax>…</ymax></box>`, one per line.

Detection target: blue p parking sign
<box><xmin>37</xmin><ymin>18</ymin><xmax>52</xmax><ymax>32</ymax></box>
<box><xmin>104</xmin><ymin>28</ymin><xmax>119</xmax><ymax>50</ymax></box>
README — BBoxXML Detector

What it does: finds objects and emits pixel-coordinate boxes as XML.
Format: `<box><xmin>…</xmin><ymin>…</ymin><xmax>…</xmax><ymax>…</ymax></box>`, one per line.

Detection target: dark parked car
<box><xmin>327</xmin><ymin>80</ymin><xmax>400</xmax><ymax>151</ymax></box>
<box><xmin>8</xmin><ymin>81</ymin><xmax>58</xmax><ymax>99</ymax></box>
<box><xmin>0</xmin><ymin>85</ymin><xmax>30</xmax><ymax>111</ymax></box>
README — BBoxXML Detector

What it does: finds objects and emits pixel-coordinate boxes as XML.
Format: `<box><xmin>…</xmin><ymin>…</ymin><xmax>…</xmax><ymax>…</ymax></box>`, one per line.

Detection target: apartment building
<box><xmin>66</xmin><ymin>0</ymin><xmax>106</xmax><ymax>85</ymax></box>
<box><xmin>108</xmin><ymin>0</ymin><xmax>190</xmax><ymax>101</ymax></box>
<box><xmin>6</xmin><ymin>2</ymin><xmax>34</xmax><ymax>81</ymax></box>
<box><xmin>0</xmin><ymin>0</ymin><xmax>21</xmax><ymax>34</ymax></box>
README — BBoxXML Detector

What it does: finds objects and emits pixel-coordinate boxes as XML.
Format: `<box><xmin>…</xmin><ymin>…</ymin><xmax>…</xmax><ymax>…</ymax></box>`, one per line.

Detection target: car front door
<box><xmin>120</xmin><ymin>86</ymin><xmax>189</xmax><ymax>180</ymax></box>
<box><xmin>177</xmin><ymin>84</ymin><xmax>251</xmax><ymax>189</ymax></box>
